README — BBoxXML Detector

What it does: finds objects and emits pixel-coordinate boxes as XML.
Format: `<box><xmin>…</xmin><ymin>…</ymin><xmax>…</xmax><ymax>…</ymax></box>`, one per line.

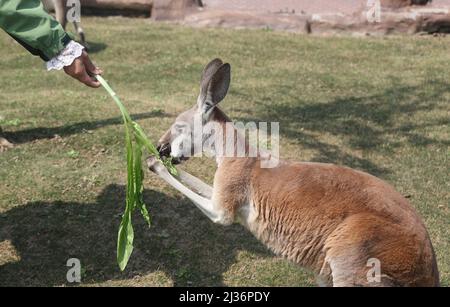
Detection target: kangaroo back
<box><xmin>214</xmin><ymin>159</ymin><xmax>439</xmax><ymax>287</ymax></box>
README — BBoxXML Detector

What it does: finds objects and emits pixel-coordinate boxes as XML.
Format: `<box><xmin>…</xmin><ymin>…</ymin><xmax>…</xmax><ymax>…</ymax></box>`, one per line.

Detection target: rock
<box><xmin>183</xmin><ymin>9</ymin><xmax>310</xmax><ymax>33</ymax></box>
<box><xmin>308</xmin><ymin>11</ymin><xmax>421</xmax><ymax>36</ymax></box>
<box><xmin>152</xmin><ymin>0</ymin><xmax>202</xmax><ymax>20</ymax></box>
<box><xmin>380</xmin><ymin>0</ymin><xmax>431</xmax><ymax>9</ymax></box>
<box><xmin>80</xmin><ymin>0</ymin><xmax>153</xmax><ymax>16</ymax></box>
<box><xmin>412</xmin><ymin>0</ymin><xmax>431</xmax><ymax>5</ymax></box>
<box><xmin>417</xmin><ymin>14</ymin><xmax>450</xmax><ymax>33</ymax></box>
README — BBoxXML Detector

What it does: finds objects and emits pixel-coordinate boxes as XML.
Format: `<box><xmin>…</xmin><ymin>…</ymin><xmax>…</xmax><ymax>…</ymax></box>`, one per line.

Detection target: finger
<box><xmin>78</xmin><ymin>67</ymin><xmax>101</xmax><ymax>88</ymax></box>
<box><xmin>82</xmin><ymin>52</ymin><xmax>102</xmax><ymax>76</ymax></box>
<box><xmin>82</xmin><ymin>76</ymin><xmax>101</xmax><ymax>88</ymax></box>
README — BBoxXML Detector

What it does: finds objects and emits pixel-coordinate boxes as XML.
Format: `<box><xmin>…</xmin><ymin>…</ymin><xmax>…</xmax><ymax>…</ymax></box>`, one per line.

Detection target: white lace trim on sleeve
<box><xmin>46</xmin><ymin>40</ymin><xmax>84</xmax><ymax>71</ymax></box>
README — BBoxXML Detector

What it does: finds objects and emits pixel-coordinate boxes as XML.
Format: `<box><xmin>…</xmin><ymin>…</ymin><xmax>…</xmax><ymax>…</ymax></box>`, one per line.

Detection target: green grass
<box><xmin>0</xmin><ymin>17</ymin><xmax>448</xmax><ymax>287</ymax></box>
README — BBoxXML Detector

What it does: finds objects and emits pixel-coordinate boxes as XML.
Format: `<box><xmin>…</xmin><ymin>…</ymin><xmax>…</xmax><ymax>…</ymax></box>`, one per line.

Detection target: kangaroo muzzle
<box><xmin>156</xmin><ymin>142</ymin><xmax>189</xmax><ymax>165</ymax></box>
<box><xmin>157</xmin><ymin>142</ymin><xmax>171</xmax><ymax>158</ymax></box>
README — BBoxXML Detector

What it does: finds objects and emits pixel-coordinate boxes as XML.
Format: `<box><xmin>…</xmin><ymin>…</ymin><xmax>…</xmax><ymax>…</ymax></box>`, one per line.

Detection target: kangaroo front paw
<box><xmin>146</xmin><ymin>156</ymin><xmax>165</xmax><ymax>174</ymax></box>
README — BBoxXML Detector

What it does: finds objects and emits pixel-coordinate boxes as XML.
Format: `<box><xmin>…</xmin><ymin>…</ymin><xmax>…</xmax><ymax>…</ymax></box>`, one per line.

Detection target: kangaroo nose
<box><xmin>157</xmin><ymin>142</ymin><xmax>171</xmax><ymax>158</ymax></box>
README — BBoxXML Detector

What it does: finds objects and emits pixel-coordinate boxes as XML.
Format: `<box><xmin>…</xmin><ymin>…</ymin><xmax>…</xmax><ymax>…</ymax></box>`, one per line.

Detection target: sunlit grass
<box><xmin>0</xmin><ymin>17</ymin><xmax>448</xmax><ymax>286</ymax></box>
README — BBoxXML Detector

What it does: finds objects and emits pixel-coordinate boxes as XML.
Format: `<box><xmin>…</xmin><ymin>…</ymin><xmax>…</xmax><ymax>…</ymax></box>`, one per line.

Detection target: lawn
<box><xmin>0</xmin><ymin>17</ymin><xmax>448</xmax><ymax>287</ymax></box>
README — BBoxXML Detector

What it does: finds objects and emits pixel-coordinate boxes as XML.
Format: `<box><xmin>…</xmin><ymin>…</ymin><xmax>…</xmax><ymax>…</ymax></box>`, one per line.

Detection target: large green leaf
<box><xmin>97</xmin><ymin>75</ymin><xmax>175</xmax><ymax>271</ymax></box>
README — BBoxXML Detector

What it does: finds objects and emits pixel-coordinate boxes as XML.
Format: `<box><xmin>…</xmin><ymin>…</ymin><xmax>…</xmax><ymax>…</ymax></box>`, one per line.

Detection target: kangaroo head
<box><xmin>157</xmin><ymin>58</ymin><xmax>231</xmax><ymax>163</ymax></box>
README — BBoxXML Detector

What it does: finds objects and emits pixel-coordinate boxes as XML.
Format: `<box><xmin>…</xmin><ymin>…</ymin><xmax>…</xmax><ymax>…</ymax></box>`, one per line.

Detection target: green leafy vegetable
<box><xmin>96</xmin><ymin>75</ymin><xmax>177</xmax><ymax>271</ymax></box>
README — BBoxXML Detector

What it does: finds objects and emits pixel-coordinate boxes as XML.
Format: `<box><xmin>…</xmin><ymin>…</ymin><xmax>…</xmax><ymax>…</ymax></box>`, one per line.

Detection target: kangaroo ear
<box><xmin>207</xmin><ymin>63</ymin><xmax>230</xmax><ymax>106</ymax></box>
<box><xmin>199</xmin><ymin>58</ymin><xmax>223</xmax><ymax>104</ymax></box>
<box><xmin>198</xmin><ymin>60</ymin><xmax>231</xmax><ymax>114</ymax></box>
<box><xmin>201</xmin><ymin>58</ymin><xmax>223</xmax><ymax>87</ymax></box>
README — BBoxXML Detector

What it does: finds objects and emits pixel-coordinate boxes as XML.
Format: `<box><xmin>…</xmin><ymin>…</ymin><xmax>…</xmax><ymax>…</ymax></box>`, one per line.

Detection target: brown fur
<box><xmin>211</xmin><ymin>113</ymin><xmax>439</xmax><ymax>286</ymax></box>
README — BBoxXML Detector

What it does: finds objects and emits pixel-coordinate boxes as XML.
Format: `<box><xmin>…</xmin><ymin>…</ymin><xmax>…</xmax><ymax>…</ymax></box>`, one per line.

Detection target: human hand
<box><xmin>64</xmin><ymin>50</ymin><xmax>103</xmax><ymax>88</ymax></box>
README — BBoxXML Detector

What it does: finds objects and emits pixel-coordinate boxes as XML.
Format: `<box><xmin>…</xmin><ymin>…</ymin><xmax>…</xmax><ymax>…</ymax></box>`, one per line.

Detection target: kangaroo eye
<box><xmin>174</xmin><ymin>124</ymin><xmax>186</xmax><ymax>133</ymax></box>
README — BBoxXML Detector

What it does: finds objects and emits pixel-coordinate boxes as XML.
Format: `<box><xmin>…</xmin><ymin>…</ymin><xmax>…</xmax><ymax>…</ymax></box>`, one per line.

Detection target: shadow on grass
<box><xmin>84</xmin><ymin>41</ymin><xmax>107</xmax><ymax>54</ymax></box>
<box><xmin>0</xmin><ymin>184</ymin><xmax>269</xmax><ymax>286</ymax></box>
<box><xmin>3</xmin><ymin>110</ymin><xmax>168</xmax><ymax>145</ymax></box>
<box><xmin>235</xmin><ymin>81</ymin><xmax>450</xmax><ymax>177</ymax></box>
